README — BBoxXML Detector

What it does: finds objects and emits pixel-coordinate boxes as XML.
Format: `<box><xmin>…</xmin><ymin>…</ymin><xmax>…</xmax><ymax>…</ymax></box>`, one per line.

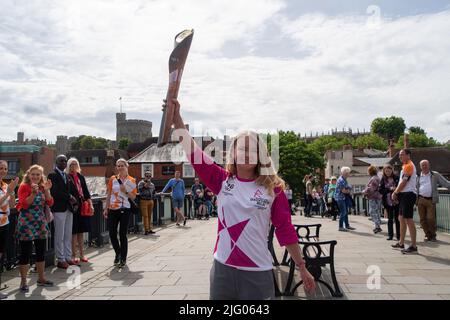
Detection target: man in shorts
<box><xmin>392</xmin><ymin>149</ymin><xmax>418</xmax><ymax>254</ymax></box>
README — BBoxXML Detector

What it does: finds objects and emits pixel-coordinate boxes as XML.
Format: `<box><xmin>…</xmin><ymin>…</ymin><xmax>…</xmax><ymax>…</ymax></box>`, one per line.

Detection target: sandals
<box><xmin>37</xmin><ymin>280</ymin><xmax>54</xmax><ymax>287</ymax></box>
<box><xmin>80</xmin><ymin>257</ymin><xmax>89</xmax><ymax>263</ymax></box>
<box><xmin>391</xmin><ymin>242</ymin><xmax>405</xmax><ymax>249</ymax></box>
<box><xmin>20</xmin><ymin>284</ymin><xmax>29</xmax><ymax>293</ymax></box>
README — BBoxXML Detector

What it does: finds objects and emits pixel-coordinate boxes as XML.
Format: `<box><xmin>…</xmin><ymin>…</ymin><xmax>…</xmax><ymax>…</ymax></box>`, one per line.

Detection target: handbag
<box><xmin>80</xmin><ymin>200</ymin><xmax>93</xmax><ymax>217</ymax></box>
<box><xmin>44</xmin><ymin>205</ymin><xmax>54</xmax><ymax>223</ymax></box>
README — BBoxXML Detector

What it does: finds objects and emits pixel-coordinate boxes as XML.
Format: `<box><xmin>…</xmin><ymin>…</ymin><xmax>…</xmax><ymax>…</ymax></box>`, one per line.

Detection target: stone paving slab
<box><xmin>2</xmin><ymin>212</ymin><xmax>449</xmax><ymax>300</ymax></box>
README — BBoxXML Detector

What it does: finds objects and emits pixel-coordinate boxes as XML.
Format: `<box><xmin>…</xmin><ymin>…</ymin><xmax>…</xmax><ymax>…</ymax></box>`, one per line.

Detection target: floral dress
<box><xmin>16</xmin><ymin>188</ymin><xmax>49</xmax><ymax>241</ymax></box>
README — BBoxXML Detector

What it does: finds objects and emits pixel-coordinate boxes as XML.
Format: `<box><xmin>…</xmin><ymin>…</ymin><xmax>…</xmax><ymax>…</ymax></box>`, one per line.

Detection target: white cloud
<box><xmin>1</xmin><ymin>0</ymin><xmax>449</xmax><ymax>144</ymax></box>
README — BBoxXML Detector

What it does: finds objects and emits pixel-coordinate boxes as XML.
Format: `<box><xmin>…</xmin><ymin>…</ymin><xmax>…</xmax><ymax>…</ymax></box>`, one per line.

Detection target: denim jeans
<box><xmin>205</xmin><ymin>200</ymin><xmax>212</xmax><ymax>217</ymax></box>
<box><xmin>336</xmin><ymin>200</ymin><xmax>350</xmax><ymax>229</ymax></box>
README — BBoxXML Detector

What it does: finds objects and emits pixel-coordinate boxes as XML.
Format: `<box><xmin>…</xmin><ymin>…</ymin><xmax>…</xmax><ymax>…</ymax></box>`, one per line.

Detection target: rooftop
<box><xmin>128</xmin><ymin>143</ymin><xmax>188</xmax><ymax>163</ymax></box>
<box><xmin>389</xmin><ymin>147</ymin><xmax>450</xmax><ymax>175</ymax></box>
<box><xmin>0</xmin><ymin>145</ymin><xmax>41</xmax><ymax>153</ymax></box>
<box><xmin>354</xmin><ymin>157</ymin><xmax>392</xmax><ymax>167</ymax></box>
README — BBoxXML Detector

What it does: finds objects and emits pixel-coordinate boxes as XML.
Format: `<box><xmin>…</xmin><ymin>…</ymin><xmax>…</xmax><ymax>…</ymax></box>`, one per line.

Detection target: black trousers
<box><xmin>330</xmin><ymin>199</ymin><xmax>338</xmax><ymax>218</ymax></box>
<box><xmin>19</xmin><ymin>239</ymin><xmax>47</xmax><ymax>265</ymax></box>
<box><xmin>386</xmin><ymin>205</ymin><xmax>400</xmax><ymax>239</ymax></box>
<box><xmin>108</xmin><ymin>209</ymin><xmax>131</xmax><ymax>261</ymax></box>
<box><xmin>305</xmin><ymin>195</ymin><xmax>314</xmax><ymax>216</ymax></box>
<box><xmin>0</xmin><ymin>224</ymin><xmax>8</xmax><ymax>254</ymax></box>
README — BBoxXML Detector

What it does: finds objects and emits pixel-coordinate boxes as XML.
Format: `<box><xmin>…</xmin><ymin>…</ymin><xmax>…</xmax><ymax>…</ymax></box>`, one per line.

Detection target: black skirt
<box><xmin>72</xmin><ymin>206</ymin><xmax>91</xmax><ymax>234</ymax></box>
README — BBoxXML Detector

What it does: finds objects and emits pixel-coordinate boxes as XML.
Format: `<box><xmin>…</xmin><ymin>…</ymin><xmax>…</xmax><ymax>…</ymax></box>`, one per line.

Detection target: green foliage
<box><xmin>80</xmin><ymin>136</ymin><xmax>96</xmax><ymax>150</ymax></box>
<box><xmin>408</xmin><ymin>126</ymin><xmax>426</xmax><ymax>135</ymax></box>
<box><xmin>118</xmin><ymin>137</ymin><xmax>132</xmax><ymax>150</ymax></box>
<box><xmin>354</xmin><ymin>134</ymin><xmax>388</xmax><ymax>150</ymax></box>
<box><xmin>276</xmin><ymin>131</ymin><xmax>324</xmax><ymax>200</ymax></box>
<box><xmin>94</xmin><ymin>137</ymin><xmax>109</xmax><ymax>149</ymax></box>
<box><xmin>371</xmin><ymin>116</ymin><xmax>406</xmax><ymax>140</ymax></box>
<box><xmin>70</xmin><ymin>135</ymin><xmax>109</xmax><ymax>150</ymax></box>
<box><xmin>309</xmin><ymin>135</ymin><xmax>354</xmax><ymax>155</ymax></box>
<box><xmin>396</xmin><ymin>133</ymin><xmax>440</xmax><ymax>148</ymax></box>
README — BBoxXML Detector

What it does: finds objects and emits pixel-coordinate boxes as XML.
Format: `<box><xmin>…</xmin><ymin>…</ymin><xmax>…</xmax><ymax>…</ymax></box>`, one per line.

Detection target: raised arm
<box><xmin>170</xmin><ymin>99</ymin><xmax>228</xmax><ymax>194</ymax></box>
<box><xmin>436</xmin><ymin>172</ymin><xmax>450</xmax><ymax>189</ymax></box>
<box><xmin>161</xmin><ymin>179</ymin><xmax>173</xmax><ymax>193</ymax></box>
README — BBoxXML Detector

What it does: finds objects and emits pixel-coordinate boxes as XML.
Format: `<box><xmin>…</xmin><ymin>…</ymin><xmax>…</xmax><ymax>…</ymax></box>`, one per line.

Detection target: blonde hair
<box><xmin>66</xmin><ymin>158</ymin><xmax>81</xmax><ymax>174</ymax></box>
<box><xmin>22</xmin><ymin>165</ymin><xmax>45</xmax><ymax>185</ymax></box>
<box><xmin>341</xmin><ymin>167</ymin><xmax>351</xmax><ymax>175</ymax></box>
<box><xmin>116</xmin><ymin>158</ymin><xmax>129</xmax><ymax>167</ymax></box>
<box><xmin>225</xmin><ymin>131</ymin><xmax>284</xmax><ymax>196</ymax></box>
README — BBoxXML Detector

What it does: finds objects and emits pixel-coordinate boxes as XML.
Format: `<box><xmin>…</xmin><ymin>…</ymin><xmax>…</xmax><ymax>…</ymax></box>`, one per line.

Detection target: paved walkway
<box><xmin>1</xmin><ymin>213</ymin><xmax>450</xmax><ymax>300</ymax></box>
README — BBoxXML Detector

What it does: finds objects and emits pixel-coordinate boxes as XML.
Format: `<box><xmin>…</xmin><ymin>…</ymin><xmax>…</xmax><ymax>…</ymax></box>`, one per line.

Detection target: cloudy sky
<box><xmin>1</xmin><ymin>0</ymin><xmax>450</xmax><ymax>143</ymax></box>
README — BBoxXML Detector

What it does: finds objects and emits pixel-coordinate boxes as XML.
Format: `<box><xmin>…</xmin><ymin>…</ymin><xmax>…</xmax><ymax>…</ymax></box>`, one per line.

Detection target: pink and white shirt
<box><xmin>190</xmin><ymin>147</ymin><xmax>298</xmax><ymax>271</ymax></box>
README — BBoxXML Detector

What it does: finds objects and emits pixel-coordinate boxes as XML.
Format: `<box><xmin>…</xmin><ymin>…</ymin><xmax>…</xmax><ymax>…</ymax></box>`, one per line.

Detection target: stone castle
<box><xmin>116</xmin><ymin>113</ymin><xmax>152</xmax><ymax>143</ymax></box>
<box><xmin>54</xmin><ymin>112</ymin><xmax>153</xmax><ymax>155</ymax></box>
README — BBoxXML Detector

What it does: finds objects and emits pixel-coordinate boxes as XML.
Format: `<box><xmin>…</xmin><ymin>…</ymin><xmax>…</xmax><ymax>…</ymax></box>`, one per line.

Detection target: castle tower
<box><xmin>56</xmin><ymin>135</ymin><xmax>69</xmax><ymax>155</ymax></box>
<box><xmin>116</xmin><ymin>112</ymin><xmax>152</xmax><ymax>144</ymax></box>
<box><xmin>116</xmin><ymin>113</ymin><xmax>127</xmax><ymax>142</ymax></box>
<box><xmin>17</xmin><ymin>132</ymin><xmax>24</xmax><ymax>144</ymax></box>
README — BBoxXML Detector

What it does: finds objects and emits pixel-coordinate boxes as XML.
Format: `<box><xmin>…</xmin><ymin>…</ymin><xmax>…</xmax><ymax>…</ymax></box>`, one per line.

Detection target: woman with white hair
<box><xmin>66</xmin><ymin>158</ymin><xmax>93</xmax><ymax>263</ymax></box>
<box><xmin>334</xmin><ymin>167</ymin><xmax>356</xmax><ymax>232</ymax></box>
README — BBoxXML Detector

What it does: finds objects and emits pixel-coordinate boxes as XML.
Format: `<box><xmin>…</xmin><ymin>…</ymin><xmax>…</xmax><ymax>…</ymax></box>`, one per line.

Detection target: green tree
<box><xmin>354</xmin><ymin>134</ymin><xmax>388</xmax><ymax>150</ymax></box>
<box><xmin>94</xmin><ymin>137</ymin><xmax>108</xmax><ymax>149</ymax></box>
<box><xmin>70</xmin><ymin>135</ymin><xmax>108</xmax><ymax>150</ymax></box>
<box><xmin>80</xmin><ymin>136</ymin><xmax>96</xmax><ymax>150</ymax></box>
<box><xmin>395</xmin><ymin>133</ymin><xmax>440</xmax><ymax>148</ymax></box>
<box><xmin>70</xmin><ymin>135</ymin><xmax>85</xmax><ymax>150</ymax></box>
<box><xmin>276</xmin><ymin>131</ymin><xmax>324</xmax><ymax>200</ymax></box>
<box><xmin>309</xmin><ymin>135</ymin><xmax>354</xmax><ymax>155</ymax></box>
<box><xmin>371</xmin><ymin>116</ymin><xmax>406</xmax><ymax>140</ymax></box>
<box><xmin>118</xmin><ymin>137</ymin><xmax>132</xmax><ymax>150</ymax></box>
<box><xmin>408</xmin><ymin>126</ymin><xmax>426</xmax><ymax>135</ymax></box>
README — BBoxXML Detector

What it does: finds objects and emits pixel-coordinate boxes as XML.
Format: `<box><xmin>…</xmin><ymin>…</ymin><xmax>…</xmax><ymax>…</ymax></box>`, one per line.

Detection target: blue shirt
<box><xmin>334</xmin><ymin>176</ymin><xmax>349</xmax><ymax>201</ymax></box>
<box><xmin>55</xmin><ymin>167</ymin><xmax>67</xmax><ymax>184</ymax></box>
<box><xmin>162</xmin><ymin>178</ymin><xmax>185</xmax><ymax>200</ymax></box>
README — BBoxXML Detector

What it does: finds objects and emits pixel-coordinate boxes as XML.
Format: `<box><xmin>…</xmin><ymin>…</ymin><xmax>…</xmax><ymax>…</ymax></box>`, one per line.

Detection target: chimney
<box><xmin>388</xmin><ymin>139</ymin><xmax>396</xmax><ymax>157</ymax></box>
<box><xmin>343</xmin><ymin>144</ymin><xmax>352</xmax><ymax>151</ymax></box>
<box><xmin>403</xmin><ymin>133</ymin><xmax>409</xmax><ymax>149</ymax></box>
<box><xmin>105</xmin><ymin>150</ymin><xmax>116</xmax><ymax>178</ymax></box>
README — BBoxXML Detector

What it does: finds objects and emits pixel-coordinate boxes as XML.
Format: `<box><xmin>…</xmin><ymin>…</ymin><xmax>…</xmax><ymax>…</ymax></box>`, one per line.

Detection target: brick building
<box><xmin>128</xmin><ymin>137</ymin><xmax>228</xmax><ymax>190</ymax></box>
<box><xmin>66</xmin><ymin>149</ymin><xmax>128</xmax><ymax>178</ymax></box>
<box><xmin>0</xmin><ymin>145</ymin><xmax>56</xmax><ymax>179</ymax></box>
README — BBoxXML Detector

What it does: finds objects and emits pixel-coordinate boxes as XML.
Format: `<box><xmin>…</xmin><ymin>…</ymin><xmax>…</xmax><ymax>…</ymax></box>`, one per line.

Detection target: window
<box><xmin>183</xmin><ymin>163</ymin><xmax>194</xmax><ymax>178</ymax></box>
<box><xmin>162</xmin><ymin>165</ymin><xmax>176</xmax><ymax>176</ymax></box>
<box><xmin>141</xmin><ymin>163</ymin><xmax>154</xmax><ymax>178</ymax></box>
<box><xmin>80</xmin><ymin>156</ymin><xmax>100</xmax><ymax>165</ymax></box>
<box><xmin>7</xmin><ymin>160</ymin><xmax>19</xmax><ymax>175</ymax></box>
<box><xmin>331</xmin><ymin>165</ymin><xmax>334</xmax><ymax>176</ymax></box>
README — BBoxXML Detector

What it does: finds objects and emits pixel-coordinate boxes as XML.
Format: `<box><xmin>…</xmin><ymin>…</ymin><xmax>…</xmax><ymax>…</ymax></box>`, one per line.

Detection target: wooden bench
<box><xmin>269</xmin><ymin>224</ymin><xmax>343</xmax><ymax>298</ymax></box>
